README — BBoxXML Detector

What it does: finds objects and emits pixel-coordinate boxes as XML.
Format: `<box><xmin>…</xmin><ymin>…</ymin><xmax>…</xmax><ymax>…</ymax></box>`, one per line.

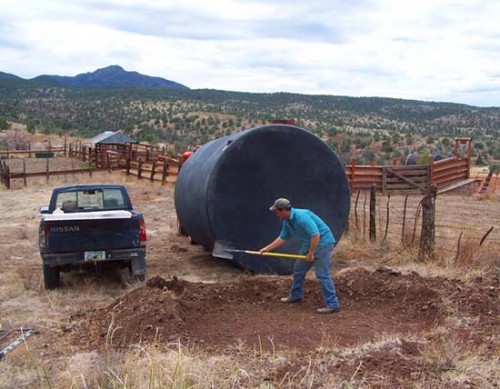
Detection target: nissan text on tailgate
<box><xmin>39</xmin><ymin>184</ymin><xmax>147</xmax><ymax>289</ymax></box>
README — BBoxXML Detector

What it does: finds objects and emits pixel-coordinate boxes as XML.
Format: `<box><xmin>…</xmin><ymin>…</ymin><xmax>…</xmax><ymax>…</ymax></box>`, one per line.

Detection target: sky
<box><xmin>1</xmin><ymin>0</ymin><xmax>500</xmax><ymax>107</ymax></box>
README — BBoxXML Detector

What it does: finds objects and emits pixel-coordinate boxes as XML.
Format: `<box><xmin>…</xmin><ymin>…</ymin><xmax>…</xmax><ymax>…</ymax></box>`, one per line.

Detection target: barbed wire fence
<box><xmin>348</xmin><ymin>187</ymin><xmax>499</xmax><ymax>265</ymax></box>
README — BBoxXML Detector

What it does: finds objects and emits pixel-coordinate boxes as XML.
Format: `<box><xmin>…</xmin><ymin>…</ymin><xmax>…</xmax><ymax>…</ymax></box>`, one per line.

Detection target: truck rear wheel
<box><xmin>134</xmin><ymin>274</ymin><xmax>146</xmax><ymax>282</ymax></box>
<box><xmin>43</xmin><ymin>265</ymin><xmax>60</xmax><ymax>289</ymax></box>
<box><xmin>129</xmin><ymin>258</ymin><xmax>146</xmax><ymax>283</ymax></box>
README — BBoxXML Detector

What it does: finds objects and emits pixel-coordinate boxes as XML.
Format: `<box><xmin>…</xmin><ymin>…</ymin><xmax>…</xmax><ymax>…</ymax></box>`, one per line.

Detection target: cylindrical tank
<box><xmin>174</xmin><ymin>124</ymin><xmax>350</xmax><ymax>274</ymax></box>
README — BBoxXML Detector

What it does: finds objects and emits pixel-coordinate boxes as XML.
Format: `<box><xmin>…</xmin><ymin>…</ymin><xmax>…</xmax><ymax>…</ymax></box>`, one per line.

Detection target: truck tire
<box><xmin>135</xmin><ymin>274</ymin><xmax>146</xmax><ymax>282</ymax></box>
<box><xmin>123</xmin><ymin>268</ymin><xmax>145</xmax><ymax>284</ymax></box>
<box><xmin>129</xmin><ymin>258</ymin><xmax>146</xmax><ymax>283</ymax></box>
<box><xmin>43</xmin><ymin>265</ymin><xmax>60</xmax><ymax>289</ymax></box>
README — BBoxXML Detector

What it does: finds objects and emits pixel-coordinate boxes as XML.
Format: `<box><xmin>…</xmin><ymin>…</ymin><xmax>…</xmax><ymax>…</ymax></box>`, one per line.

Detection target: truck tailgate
<box><xmin>41</xmin><ymin>211</ymin><xmax>142</xmax><ymax>252</ymax></box>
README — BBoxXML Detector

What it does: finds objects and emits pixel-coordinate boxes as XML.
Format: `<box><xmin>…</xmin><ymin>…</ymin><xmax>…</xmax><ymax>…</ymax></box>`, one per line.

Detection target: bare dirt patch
<box><xmin>68</xmin><ymin>269</ymin><xmax>445</xmax><ymax>352</ymax></box>
<box><xmin>52</xmin><ymin>267</ymin><xmax>496</xmax><ymax>387</ymax></box>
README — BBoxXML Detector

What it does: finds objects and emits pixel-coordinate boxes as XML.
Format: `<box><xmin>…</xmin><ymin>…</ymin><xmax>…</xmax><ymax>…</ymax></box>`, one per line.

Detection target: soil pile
<box><xmin>66</xmin><ymin>267</ymin><xmax>500</xmax><ymax>354</ymax></box>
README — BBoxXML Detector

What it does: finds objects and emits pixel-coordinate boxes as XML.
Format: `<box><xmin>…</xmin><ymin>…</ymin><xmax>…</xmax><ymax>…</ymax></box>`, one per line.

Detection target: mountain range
<box><xmin>0</xmin><ymin>65</ymin><xmax>188</xmax><ymax>89</ymax></box>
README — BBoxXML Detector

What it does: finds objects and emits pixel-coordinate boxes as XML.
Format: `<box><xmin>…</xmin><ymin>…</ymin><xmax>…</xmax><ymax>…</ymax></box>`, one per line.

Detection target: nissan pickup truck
<box><xmin>39</xmin><ymin>184</ymin><xmax>147</xmax><ymax>289</ymax></box>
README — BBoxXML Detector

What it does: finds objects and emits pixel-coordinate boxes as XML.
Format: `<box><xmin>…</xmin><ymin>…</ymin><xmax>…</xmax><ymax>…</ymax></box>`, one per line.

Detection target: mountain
<box><xmin>2</xmin><ymin>65</ymin><xmax>189</xmax><ymax>90</ymax></box>
<box><xmin>0</xmin><ymin>72</ymin><xmax>22</xmax><ymax>80</ymax></box>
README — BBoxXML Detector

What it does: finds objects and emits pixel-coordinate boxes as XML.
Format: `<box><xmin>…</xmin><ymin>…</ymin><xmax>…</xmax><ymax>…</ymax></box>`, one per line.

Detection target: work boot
<box><xmin>280</xmin><ymin>296</ymin><xmax>302</xmax><ymax>303</ymax></box>
<box><xmin>316</xmin><ymin>307</ymin><xmax>340</xmax><ymax>314</ymax></box>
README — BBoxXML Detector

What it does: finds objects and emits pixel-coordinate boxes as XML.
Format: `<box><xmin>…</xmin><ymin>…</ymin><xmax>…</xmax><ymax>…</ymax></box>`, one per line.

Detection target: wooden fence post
<box><xmin>137</xmin><ymin>159</ymin><xmax>143</xmax><ymax>179</ymax></box>
<box><xmin>369</xmin><ymin>184</ymin><xmax>376</xmax><ymax>241</ymax></box>
<box><xmin>22</xmin><ymin>159</ymin><xmax>27</xmax><ymax>186</ymax></box>
<box><xmin>418</xmin><ymin>185</ymin><xmax>437</xmax><ymax>261</ymax></box>
<box><xmin>150</xmin><ymin>160</ymin><xmax>157</xmax><ymax>181</ymax></box>
<box><xmin>128</xmin><ymin>144</ymin><xmax>133</xmax><ymax>161</ymax></box>
<box><xmin>0</xmin><ymin>161</ymin><xmax>6</xmax><ymax>188</ymax></box>
<box><xmin>126</xmin><ymin>157</ymin><xmax>131</xmax><ymax>175</ymax></box>
<box><xmin>106</xmin><ymin>152</ymin><xmax>112</xmax><ymax>172</ymax></box>
<box><xmin>4</xmin><ymin>164</ymin><xmax>10</xmax><ymax>189</ymax></box>
<box><xmin>45</xmin><ymin>158</ymin><xmax>50</xmax><ymax>183</ymax></box>
<box><xmin>161</xmin><ymin>159</ymin><xmax>169</xmax><ymax>182</ymax></box>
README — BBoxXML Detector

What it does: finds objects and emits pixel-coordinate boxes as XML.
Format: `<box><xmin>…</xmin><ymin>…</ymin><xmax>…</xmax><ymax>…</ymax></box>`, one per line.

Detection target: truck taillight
<box><xmin>139</xmin><ymin>219</ymin><xmax>147</xmax><ymax>244</ymax></box>
<box><xmin>39</xmin><ymin>225</ymin><xmax>47</xmax><ymax>249</ymax></box>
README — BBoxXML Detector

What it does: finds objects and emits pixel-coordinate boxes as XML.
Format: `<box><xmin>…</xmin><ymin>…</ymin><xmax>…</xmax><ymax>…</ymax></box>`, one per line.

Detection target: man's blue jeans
<box><xmin>289</xmin><ymin>244</ymin><xmax>340</xmax><ymax>309</ymax></box>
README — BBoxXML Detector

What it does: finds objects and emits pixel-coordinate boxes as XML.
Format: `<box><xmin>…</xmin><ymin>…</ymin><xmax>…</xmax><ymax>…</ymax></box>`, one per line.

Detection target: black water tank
<box><xmin>174</xmin><ymin>124</ymin><xmax>351</xmax><ymax>274</ymax></box>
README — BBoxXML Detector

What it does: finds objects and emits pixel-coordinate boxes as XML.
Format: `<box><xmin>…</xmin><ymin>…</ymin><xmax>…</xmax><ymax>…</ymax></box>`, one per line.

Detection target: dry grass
<box><xmin>56</xmin><ymin>342</ymin><xmax>284</xmax><ymax>388</ymax></box>
<box><xmin>419</xmin><ymin>331</ymin><xmax>500</xmax><ymax>388</ymax></box>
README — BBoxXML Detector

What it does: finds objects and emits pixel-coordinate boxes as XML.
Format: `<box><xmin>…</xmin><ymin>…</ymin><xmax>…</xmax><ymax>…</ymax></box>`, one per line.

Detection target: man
<box><xmin>260</xmin><ymin>198</ymin><xmax>341</xmax><ymax>314</ymax></box>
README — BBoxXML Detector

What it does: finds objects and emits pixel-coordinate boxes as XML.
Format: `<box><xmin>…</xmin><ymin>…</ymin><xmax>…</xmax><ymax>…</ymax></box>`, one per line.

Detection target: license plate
<box><xmin>84</xmin><ymin>251</ymin><xmax>106</xmax><ymax>261</ymax></box>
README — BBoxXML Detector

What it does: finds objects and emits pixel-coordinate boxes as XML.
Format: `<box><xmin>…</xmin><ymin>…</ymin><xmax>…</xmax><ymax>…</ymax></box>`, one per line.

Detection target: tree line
<box><xmin>0</xmin><ymin>86</ymin><xmax>499</xmax><ymax>166</ymax></box>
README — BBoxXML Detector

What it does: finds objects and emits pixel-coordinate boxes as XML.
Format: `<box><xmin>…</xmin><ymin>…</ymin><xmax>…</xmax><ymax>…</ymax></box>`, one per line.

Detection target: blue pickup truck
<box><xmin>39</xmin><ymin>184</ymin><xmax>147</xmax><ymax>289</ymax></box>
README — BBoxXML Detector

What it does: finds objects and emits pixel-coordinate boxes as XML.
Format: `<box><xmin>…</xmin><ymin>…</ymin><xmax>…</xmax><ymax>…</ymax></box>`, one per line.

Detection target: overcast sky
<box><xmin>1</xmin><ymin>0</ymin><xmax>499</xmax><ymax>107</ymax></box>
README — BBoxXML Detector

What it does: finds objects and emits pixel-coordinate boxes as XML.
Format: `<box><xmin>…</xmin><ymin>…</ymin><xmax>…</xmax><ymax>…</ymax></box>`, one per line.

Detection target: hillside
<box><xmin>0</xmin><ymin>66</ymin><xmax>499</xmax><ymax>165</ymax></box>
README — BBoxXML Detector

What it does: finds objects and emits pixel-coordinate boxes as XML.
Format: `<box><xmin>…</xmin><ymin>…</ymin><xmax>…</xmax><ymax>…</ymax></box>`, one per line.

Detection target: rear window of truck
<box><xmin>55</xmin><ymin>188</ymin><xmax>126</xmax><ymax>212</ymax></box>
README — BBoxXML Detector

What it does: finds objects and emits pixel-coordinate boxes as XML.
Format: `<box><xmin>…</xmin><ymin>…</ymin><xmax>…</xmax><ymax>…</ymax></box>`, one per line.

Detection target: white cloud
<box><xmin>0</xmin><ymin>0</ymin><xmax>499</xmax><ymax>106</ymax></box>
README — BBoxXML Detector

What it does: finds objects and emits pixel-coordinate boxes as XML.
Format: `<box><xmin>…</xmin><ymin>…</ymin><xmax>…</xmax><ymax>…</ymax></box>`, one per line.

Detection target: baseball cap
<box><xmin>269</xmin><ymin>198</ymin><xmax>291</xmax><ymax>211</ymax></box>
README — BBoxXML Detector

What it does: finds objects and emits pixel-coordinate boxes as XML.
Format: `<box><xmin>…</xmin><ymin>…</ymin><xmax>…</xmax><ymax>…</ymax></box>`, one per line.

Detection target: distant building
<box><xmin>87</xmin><ymin>131</ymin><xmax>137</xmax><ymax>146</ymax></box>
<box><xmin>86</xmin><ymin>131</ymin><xmax>138</xmax><ymax>160</ymax></box>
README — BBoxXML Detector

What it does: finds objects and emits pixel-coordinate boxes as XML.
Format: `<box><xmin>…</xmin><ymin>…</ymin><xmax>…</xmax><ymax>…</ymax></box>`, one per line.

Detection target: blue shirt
<box><xmin>279</xmin><ymin>208</ymin><xmax>335</xmax><ymax>253</ymax></box>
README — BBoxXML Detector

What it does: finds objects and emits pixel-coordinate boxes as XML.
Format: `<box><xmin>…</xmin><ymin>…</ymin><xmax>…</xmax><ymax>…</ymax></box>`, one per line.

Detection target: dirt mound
<box><xmin>146</xmin><ymin>275</ymin><xmax>186</xmax><ymax>295</ymax></box>
<box><xmin>66</xmin><ymin>267</ymin><xmax>484</xmax><ymax>352</ymax></box>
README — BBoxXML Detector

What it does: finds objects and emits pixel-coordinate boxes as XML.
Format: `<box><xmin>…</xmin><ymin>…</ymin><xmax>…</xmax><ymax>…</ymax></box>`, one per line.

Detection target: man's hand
<box><xmin>260</xmin><ymin>237</ymin><xmax>285</xmax><ymax>255</ymax></box>
<box><xmin>306</xmin><ymin>234</ymin><xmax>320</xmax><ymax>262</ymax></box>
